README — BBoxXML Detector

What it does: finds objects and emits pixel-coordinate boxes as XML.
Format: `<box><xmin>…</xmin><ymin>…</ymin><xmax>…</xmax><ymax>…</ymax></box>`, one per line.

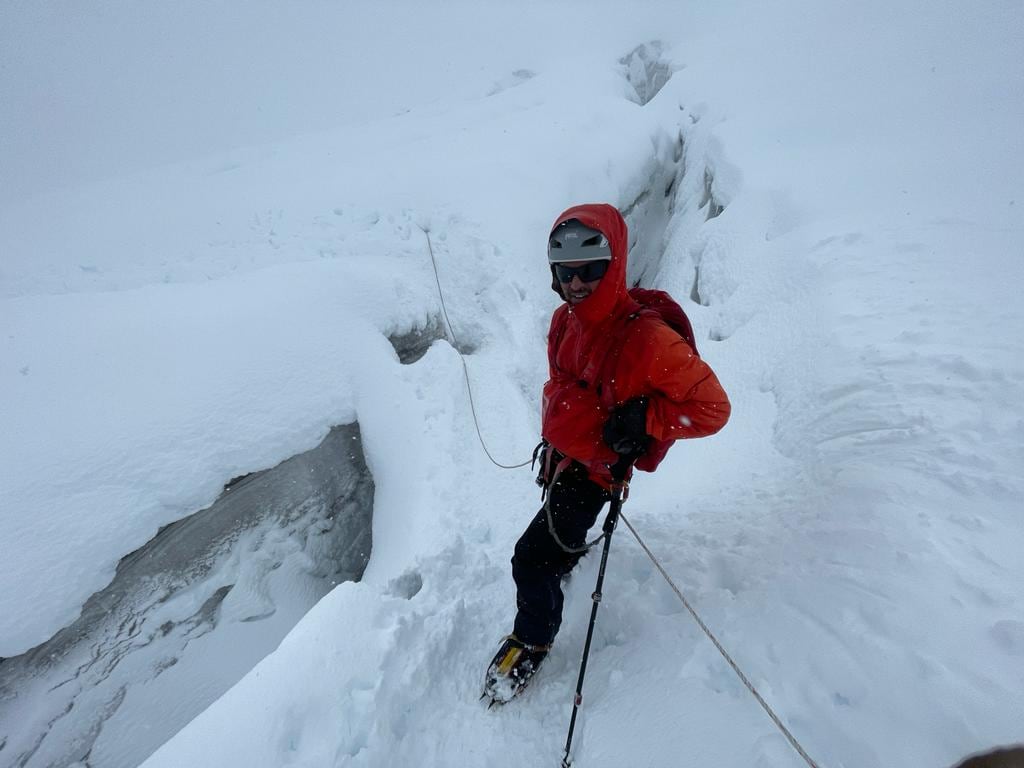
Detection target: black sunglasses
<box><xmin>553</xmin><ymin>260</ymin><xmax>609</xmax><ymax>283</ymax></box>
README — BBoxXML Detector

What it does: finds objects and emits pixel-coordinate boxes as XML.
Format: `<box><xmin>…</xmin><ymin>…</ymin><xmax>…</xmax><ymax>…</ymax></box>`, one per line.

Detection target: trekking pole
<box><xmin>560</xmin><ymin>479</ymin><xmax>626</xmax><ymax>768</ymax></box>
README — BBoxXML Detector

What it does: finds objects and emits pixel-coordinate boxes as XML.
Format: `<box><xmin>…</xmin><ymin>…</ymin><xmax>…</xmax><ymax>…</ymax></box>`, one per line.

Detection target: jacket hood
<box><xmin>549</xmin><ymin>203</ymin><xmax>631</xmax><ymax>325</ymax></box>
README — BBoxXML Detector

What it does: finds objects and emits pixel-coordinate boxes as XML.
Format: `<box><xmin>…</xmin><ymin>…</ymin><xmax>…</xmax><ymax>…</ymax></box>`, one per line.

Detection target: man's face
<box><xmin>555</xmin><ymin>260</ymin><xmax>608</xmax><ymax>305</ymax></box>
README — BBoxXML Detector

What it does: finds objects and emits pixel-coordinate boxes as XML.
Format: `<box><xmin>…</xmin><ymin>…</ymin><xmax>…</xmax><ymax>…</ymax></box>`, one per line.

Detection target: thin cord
<box><xmin>545</xmin><ymin>496</ymin><xmax>606</xmax><ymax>554</ymax></box>
<box><xmin>422</xmin><ymin>227</ymin><xmax>531</xmax><ymax>470</ymax></box>
<box><xmin>619</xmin><ymin>511</ymin><xmax>824</xmax><ymax>768</ymax></box>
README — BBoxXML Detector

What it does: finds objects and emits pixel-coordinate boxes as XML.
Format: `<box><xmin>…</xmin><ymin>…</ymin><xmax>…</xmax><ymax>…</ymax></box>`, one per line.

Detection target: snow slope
<box><xmin>3</xmin><ymin>1</ymin><xmax>1023</xmax><ymax>767</ymax></box>
<box><xmin>1</xmin><ymin>1</ymin><xmax>672</xmax><ymax>655</ymax></box>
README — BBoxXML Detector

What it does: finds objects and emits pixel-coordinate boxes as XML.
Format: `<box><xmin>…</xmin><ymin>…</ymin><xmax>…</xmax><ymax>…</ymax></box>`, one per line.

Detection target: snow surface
<box><xmin>2</xmin><ymin>1</ymin><xmax>1023</xmax><ymax>766</ymax></box>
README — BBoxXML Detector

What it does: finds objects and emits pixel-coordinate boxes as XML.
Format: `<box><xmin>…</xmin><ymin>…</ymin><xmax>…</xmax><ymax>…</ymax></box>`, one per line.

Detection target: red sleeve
<box><xmin>639</xmin><ymin>322</ymin><xmax>731</xmax><ymax>441</ymax></box>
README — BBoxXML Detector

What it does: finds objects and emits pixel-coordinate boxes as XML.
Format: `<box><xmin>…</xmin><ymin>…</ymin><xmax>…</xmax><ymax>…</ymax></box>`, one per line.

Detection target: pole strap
<box><xmin>619</xmin><ymin>511</ymin><xmax>823</xmax><ymax>768</ymax></box>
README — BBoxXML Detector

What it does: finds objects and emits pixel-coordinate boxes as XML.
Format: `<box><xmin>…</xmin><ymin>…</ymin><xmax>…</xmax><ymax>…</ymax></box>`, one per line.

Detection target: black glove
<box><xmin>603</xmin><ymin>397</ymin><xmax>651</xmax><ymax>457</ymax></box>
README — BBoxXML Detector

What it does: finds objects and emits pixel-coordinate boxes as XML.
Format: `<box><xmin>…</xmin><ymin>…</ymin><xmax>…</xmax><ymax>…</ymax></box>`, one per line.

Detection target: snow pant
<box><xmin>511</xmin><ymin>461</ymin><xmax>611</xmax><ymax>647</ymax></box>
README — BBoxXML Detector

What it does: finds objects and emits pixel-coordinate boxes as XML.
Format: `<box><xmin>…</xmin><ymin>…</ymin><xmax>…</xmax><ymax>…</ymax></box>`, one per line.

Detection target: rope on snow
<box><xmin>620</xmin><ymin>511</ymin><xmax>824</xmax><ymax>768</ymax></box>
<box><xmin>422</xmin><ymin>227</ymin><xmax>532</xmax><ymax>470</ymax></box>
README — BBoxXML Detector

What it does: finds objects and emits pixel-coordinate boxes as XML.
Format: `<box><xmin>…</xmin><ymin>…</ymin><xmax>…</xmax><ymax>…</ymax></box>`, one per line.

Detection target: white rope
<box><xmin>421</xmin><ymin>227</ymin><xmax>531</xmax><ymax>470</ymax></box>
<box><xmin>619</xmin><ymin>511</ymin><xmax>824</xmax><ymax>768</ymax></box>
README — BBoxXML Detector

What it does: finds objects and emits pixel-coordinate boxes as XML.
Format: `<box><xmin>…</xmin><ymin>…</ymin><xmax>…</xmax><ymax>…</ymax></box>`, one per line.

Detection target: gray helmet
<box><xmin>548</xmin><ymin>219</ymin><xmax>611</xmax><ymax>263</ymax></box>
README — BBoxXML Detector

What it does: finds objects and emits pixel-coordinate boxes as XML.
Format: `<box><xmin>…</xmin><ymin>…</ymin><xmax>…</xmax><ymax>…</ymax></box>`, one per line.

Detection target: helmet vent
<box><xmin>547</xmin><ymin>217</ymin><xmax>612</xmax><ymax>264</ymax></box>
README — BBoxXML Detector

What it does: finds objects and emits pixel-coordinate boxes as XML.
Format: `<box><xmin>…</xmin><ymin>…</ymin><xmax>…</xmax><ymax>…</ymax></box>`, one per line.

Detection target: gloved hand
<box><xmin>602</xmin><ymin>397</ymin><xmax>651</xmax><ymax>457</ymax></box>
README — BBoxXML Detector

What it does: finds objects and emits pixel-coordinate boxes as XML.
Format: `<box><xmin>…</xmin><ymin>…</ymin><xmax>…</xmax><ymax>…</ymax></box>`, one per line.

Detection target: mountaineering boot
<box><xmin>482</xmin><ymin>635</ymin><xmax>550</xmax><ymax>705</ymax></box>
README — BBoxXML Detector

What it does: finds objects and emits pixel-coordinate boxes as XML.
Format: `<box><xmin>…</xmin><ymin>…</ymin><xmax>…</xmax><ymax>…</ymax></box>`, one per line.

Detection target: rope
<box><xmin>421</xmin><ymin>227</ymin><xmax>531</xmax><ymax>469</ymax></box>
<box><xmin>544</xmin><ymin>496</ymin><xmax>607</xmax><ymax>554</ymax></box>
<box><xmin>542</xmin><ymin>459</ymin><xmax>628</xmax><ymax>555</ymax></box>
<box><xmin>619</xmin><ymin>511</ymin><xmax>823</xmax><ymax>768</ymax></box>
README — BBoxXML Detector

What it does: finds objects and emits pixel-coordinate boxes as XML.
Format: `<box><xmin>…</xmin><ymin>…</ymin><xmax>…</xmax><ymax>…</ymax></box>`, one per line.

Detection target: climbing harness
<box><xmin>534</xmin><ymin>444</ymin><xmax>608</xmax><ymax>555</ymax></box>
<box><xmin>422</xmin><ymin>227</ymin><xmax>531</xmax><ymax>469</ymax></box>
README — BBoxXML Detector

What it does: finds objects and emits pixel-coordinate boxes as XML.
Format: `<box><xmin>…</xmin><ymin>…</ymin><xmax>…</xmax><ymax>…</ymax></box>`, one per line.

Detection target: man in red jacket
<box><xmin>484</xmin><ymin>203</ymin><xmax>731</xmax><ymax>703</ymax></box>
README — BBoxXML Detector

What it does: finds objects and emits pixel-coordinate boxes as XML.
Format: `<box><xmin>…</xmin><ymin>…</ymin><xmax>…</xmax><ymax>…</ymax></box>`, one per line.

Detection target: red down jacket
<box><xmin>541</xmin><ymin>203</ymin><xmax>731</xmax><ymax>486</ymax></box>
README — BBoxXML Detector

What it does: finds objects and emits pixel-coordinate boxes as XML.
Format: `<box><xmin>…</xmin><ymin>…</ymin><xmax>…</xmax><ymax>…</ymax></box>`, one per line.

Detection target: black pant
<box><xmin>511</xmin><ymin>462</ymin><xmax>610</xmax><ymax>646</ymax></box>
